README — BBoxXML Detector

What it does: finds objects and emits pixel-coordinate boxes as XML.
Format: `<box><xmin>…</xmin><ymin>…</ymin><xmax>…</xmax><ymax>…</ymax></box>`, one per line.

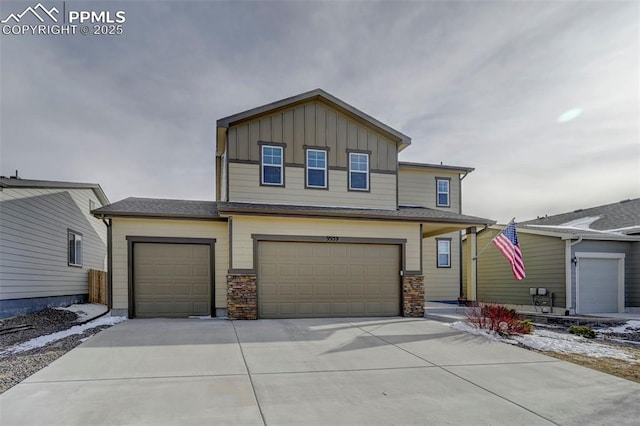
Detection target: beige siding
<box><xmin>229</xmin><ymin>163</ymin><xmax>397</xmax><ymax>209</ymax></box>
<box><xmin>231</xmin><ymin>216</ymin><xmax>421</xmax><ymax>272</ymax></box>
<box><xmin>111</xmin><ymin>219</ymin><xmax>228</xmax><ymax>311</ymax></box>
<box><xmin>423</xmin><ymin>233</ymin><xmax>460</xmax><ymax>301</ymax></box>
<box><xmin>227</xmin><ymin>100</ymin><xmax>398</xmax><ymax>171</ymax></box>
<box><xmin>0</xmin><ymin>187</ymin><xmax>107</xmax><ymax>300</ymax></box>
<box><xmin>398</xmin><ymin>168</ymin><xmax>460</xmax><ymax>211</ymax></box>
<box><xmin>471</xmin><ymin>231</ymin><xmax>566</xmax><ymax>307</ymax></box>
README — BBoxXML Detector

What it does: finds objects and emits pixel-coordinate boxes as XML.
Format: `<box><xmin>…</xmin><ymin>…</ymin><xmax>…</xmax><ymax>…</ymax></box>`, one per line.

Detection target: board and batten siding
<box><xmin>473</xmin><ymin>231</ymin><xmax>566</xmax><ymax>308</ymax></box>
<box><xmin>231</xmin><ymin>216</ymin><xmax>421</xmax><ymax>273</ymax></box>
<box><xmin>571</xmin><ymin>240</ymin><xmax>638</xmax><ymax>308</ymax></box>
<box><xmin>229</xmin><ymin>163</ymin><xmax>396</xmax><ymax>209</ymax></box>
<box><xmin>423</xmin><ymin>233</ymin><xmax>460</xmax><ymax>301</ymax></box>
<box><xmin>398</xmin><ymin>168</ymin><xmax>460</xmax><ymax>211</ymax></box>
<box><xmin>0</xmin><ymin>187</ymin><xmax>107</xmax><ymax>300</ymax></box>
<box><xmin>227</xmin><ymin>100</ymin><xmax>398</xmax><ymax>172</ymax></box>
<box><xmin>111</xmin><ymin>218</ymin><xmax>229</xmax><ymax>312</ymax></box>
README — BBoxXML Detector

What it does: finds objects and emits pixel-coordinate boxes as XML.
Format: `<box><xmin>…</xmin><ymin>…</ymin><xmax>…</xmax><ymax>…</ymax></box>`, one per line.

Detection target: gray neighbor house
<box><xmin>0</xmin><ymin>176</ymin><xmax>110</xmax><ymax>318</ymax></box>
<box><xmin>464</xmin><ymin>198</ymin><xmax>640</xmax><ymax>315</ymax></box>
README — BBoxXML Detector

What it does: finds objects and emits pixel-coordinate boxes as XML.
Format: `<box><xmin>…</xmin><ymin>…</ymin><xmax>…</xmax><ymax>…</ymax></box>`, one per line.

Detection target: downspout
<box><xmin>101</xmin><ymin>216</ymin><xmax>113</xmax><ymax>312</ymax></box>
<box><xmin>565</xmin><ymin>236</ymin><xmax>583</xmax><ymax>315</ymax></box>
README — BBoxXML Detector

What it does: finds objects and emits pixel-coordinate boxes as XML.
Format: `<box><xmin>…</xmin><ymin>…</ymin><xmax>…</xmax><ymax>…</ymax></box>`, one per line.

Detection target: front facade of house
<box><xmin>465</xmin><ymin>199</ymin><xmax>640</xmax><ymax>315</ymax></box>
<box><xmin>95</xmin><ymin>90</ymin><xmax>492</xmax><ymax>319</ymax></box>
<box><xmin>0</xmin><ymin>178</ymin><xmax>109</xmax><ymax>318</ymax></box>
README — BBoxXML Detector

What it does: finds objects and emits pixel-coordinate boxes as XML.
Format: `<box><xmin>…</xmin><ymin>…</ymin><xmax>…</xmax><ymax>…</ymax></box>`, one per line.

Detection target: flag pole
<box><xmin>473</xmin><ymin>218</ymin><xmax>515</xmax><ymax>260</ymax></box>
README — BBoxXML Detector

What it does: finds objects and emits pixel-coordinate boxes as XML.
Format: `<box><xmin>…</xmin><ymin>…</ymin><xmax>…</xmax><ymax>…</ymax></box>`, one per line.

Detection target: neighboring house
<box><xmin>93</xmin><ymin>89</ymin><xmax>492</xmax><ymax>319</ymax></box>
<box><xmin>0</xmin><ymin>176</ymin><xmax>110</xmax><ymax>318</ymax></box>
<box><xmin>464</xmin><ymin>198</ymin><xmax>640</xmax><ymax>315</ymax></box>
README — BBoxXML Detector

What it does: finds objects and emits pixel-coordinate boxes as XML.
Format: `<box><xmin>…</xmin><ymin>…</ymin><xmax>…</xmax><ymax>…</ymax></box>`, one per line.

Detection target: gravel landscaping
<box><xmin>0</xmin><ymin>308</ymin><xmax>115</xmax><ymax>394</ymax></box>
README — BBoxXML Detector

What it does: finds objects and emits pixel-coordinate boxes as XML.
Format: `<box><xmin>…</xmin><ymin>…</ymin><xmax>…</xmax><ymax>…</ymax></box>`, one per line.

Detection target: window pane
<box><xmin>308</xmin><ymin>150</ymin><xmax>326</xmax><ymax>168</ymax></box>
<box><xmin>438</xmin><ymin>180</ymin><xmax>449</xmax><ymax>193</ymax></box>
<box><xmin>350</xmin><ymin>172</ymin><xmax>367</xmax><ymax>189</ymax></box>
<box><xmin>263</xmin><ymin>165</ymin><xmax>281</xmax><ymax>184</ymax></box>
<box><xmin>69</xmin><ymin>233</ymin><xmax>75</xmax><ymax>264</ymax></box>
<box><xmin>438</xmin><ymin>253</ymin><xmax>450</xmax><ymax>267</ymax></box>
<box><xmin>263</xmin><ymin>146</ymin><xmax>282</xmax><ymax>166</ymax></box>
<box><xmin>350</xmin><ymin>153</ymin><xmax>368</xmax><ymax>171</ymax></box>
<box><xmin>438</xmin><ymin>193</ymin><xmax>449</xmax><ymax>206</ymax></box>
<box><xmin>437</xmin><ymin>240</ymin><xmax>450</xmax><ymax>267</ymax></box>
<box><xmin>76</xmin><ymin>239</ymin><xmax>82</xmax><ymax>266</ymax></box>
<box><xmin>308</xmin><ymin>169</ymin><xmax>325</xmax><ymax>187</ymax></box>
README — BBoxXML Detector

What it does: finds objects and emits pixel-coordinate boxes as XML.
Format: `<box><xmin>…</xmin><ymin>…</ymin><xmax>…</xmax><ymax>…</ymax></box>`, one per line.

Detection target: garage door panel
<box><xmin>258</xmin><ymin>242</ymin><xmax>400</xmax><ymax>318</ymax></box>
<box><xmin>578</xmin><ymin>257</ymin><xmax>620</xmax><ymax>314</ymax></box>
<box><xmin>134</xmin><ymin>243</ymin><xmax>211</xmax><ymax>318</ymax></box>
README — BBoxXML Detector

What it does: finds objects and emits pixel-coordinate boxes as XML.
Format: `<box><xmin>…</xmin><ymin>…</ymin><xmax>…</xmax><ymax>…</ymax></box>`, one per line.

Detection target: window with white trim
<box><xmin>261</xmin><ymin>145</ymin><xmax>283</xmax><ymax>185</ymax></box>
<box><xmin>436</xmin><ymin>178</ymin><xmax>450</xmax><ymax>207</ymax></box>
<box><xmin>349</xmin><ymin>152</ymin><xmax>369</xmax><ymax>190</ymax></box>
<box><xmin>68</xmin><ymin>230</ymin><xmax>83</xmax><ymax>267</ymax></box>
<box><xmin>436</xmin><ymin>239</ymin><xmax>451</xmax><ymax>268</ymax></box>
<box><xmin>306</xmin><ymin>149</ymin><xmax>327</xmax><ymax>188</ymax></box>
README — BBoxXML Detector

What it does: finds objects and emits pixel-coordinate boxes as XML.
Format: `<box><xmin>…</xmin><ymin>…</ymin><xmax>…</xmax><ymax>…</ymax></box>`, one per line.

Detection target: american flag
<box><xmin>492</xmin><ymin>220</ymin><xmax>526</xmax><ymax>280</ymax></box>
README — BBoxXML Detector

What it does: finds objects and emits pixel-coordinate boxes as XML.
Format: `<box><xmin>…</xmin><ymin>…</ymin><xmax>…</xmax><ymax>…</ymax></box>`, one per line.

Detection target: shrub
<box><xmin>568</xmin><ymin>325</ymin><xmax>596</xmax><ymax>339</ymax></box>
<box><xmin>466</xmin><ymin>303</ymin><xmax>533</xmax><ymax>336</ymax></box>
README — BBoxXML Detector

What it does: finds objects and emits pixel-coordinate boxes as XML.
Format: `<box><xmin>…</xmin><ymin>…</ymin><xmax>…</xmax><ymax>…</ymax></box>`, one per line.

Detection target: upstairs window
<box><xmin>349</xmin><ymin>152</ymin><xmax>369</xmax><ymax>191</ymax></box>
<box><xmin>261</xmin><ymin>145</ymin><xmax>283</xmax><ymax>186</ymax></box>
<box><xmin>436</xmin><ymin>238</ymin><xmax>451</xmax><ymax>268</ymax></box>
<box><xmin>436</xmin><ymin>178</ymin><xmax>450</xmax><ymax>207</ymax></box>
<box><xmin>306</xmin><ymin>149</ymin><xmax>327</xmax><ymax>188</ymax></box>
<box><xmin>68</xmin><ymin>230</ymin><xmax>83</xmax><ymax>267</ymax></box>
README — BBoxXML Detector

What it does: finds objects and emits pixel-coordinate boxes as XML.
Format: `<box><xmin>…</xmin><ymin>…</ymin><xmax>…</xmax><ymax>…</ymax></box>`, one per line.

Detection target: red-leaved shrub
<box><xmin>466</xmin><ymin>303</ymin><xmax>533</xmax><ymax>336</ymax></box>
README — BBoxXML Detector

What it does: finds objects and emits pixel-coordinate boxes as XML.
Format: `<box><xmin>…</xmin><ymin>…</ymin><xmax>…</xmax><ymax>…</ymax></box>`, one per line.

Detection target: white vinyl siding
<box><xmin>229</xmin><ymin>163</ymin><xmax>397</xmax><ymax>210</ymax></box>
<box><xmin>0</xmin><ymin>187</ymin><xmax>107</xmax><ymax>300</ymax></box>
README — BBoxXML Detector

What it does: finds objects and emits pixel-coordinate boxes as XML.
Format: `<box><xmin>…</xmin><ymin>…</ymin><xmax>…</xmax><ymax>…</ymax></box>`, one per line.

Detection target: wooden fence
<box><xmin>88</xmin><ymin>269</ymin><xmax>108</xmax><ymax>305</ymax></box>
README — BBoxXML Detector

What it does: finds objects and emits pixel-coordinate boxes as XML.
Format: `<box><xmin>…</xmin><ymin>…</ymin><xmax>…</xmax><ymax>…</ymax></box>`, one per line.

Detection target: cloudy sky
<box><xmin>1</xmin><ymin>0</ymin><xmax>638</xmax><ymax>223</ymax></box>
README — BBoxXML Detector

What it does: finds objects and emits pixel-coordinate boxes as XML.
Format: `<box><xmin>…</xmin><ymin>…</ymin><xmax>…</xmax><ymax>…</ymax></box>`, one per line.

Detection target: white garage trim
<box><xmin>575</xmin><ymin>252</ymin><xmax>625</xmax><ymax>314</ymax></box>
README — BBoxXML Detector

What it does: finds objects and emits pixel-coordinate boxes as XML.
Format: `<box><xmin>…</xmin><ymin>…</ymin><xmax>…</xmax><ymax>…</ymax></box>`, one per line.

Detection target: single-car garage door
<box><xmin>258</xmin><ymin>242</ymin><xmax>400</xmax><ymax>318</ymax></box>
<box><xmin>577</xmin><ymin>256</ymin><xmax>622</xmax><ymax>314</ymax></box>
<box><xmin>134</xmin><ymin>243</ymin><xmax>211</xmax><ymax>317</ymax></box>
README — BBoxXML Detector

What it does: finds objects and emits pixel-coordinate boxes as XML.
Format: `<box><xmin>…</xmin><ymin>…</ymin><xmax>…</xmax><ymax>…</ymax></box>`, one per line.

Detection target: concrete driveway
<box><xmin>1</xmin><ymin>318</ymin><xmax>638</xmax><ymax>425</ymax></box>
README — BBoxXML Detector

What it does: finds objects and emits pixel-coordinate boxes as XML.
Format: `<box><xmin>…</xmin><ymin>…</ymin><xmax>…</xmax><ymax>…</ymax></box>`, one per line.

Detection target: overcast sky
<box><xmin>1</xmin><ymin>0</ymin><xmax>638</xmax><ymax>223</ymax></box>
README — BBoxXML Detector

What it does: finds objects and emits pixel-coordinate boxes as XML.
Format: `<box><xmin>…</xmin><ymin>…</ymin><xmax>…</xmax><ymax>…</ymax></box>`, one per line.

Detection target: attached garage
<box><xmin>128</xmin><ymin>237</ymin><xmax>217</xmax><ymax>318</ymax></box>
<box><xmin>257</xmin><ymin>241</ymin><xmax>401</xmax><ymax>318</ymax></box>
<box><xmin>576</xmin><ymin>252</ymin><xmax>625</xmax><ymax>314</ymax></box>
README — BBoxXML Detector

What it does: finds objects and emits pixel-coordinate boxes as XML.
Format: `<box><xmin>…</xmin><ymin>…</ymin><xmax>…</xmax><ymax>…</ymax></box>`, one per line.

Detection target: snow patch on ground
<box><xmin>450</xmin><ymin>321</ymin><xmax>637</xmax><ymax>362</ymax></box>
<box><xmin>1</xmin><ymin>316</ymin><xmax>126</xmax><ymax>355</ymax></box>
<box><xmin>597</xmin><ymin>320</ymin><xmax>640</xmax><ymax>334</ymax></box>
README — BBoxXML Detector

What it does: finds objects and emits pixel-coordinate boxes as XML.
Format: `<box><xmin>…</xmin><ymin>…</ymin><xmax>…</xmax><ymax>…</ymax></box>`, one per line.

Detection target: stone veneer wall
<box><xmin>227</xmin><ymin>274</ymin><xmax>257</xmax><ymax>320</ymax></box>
<box><xmin>402</xmin><ymin>275</ymin><xmax>425</xmax><ymax>317</ymax></box>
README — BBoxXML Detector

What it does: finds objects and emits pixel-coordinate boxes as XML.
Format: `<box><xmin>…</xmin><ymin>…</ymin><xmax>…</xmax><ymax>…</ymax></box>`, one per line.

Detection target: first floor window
<box><xmin>68</xmin><ymin>230</ymin><xmax>83</xmax><ymax>267</ymax></box>
<box><xmin>306</xmin><ymin>149</ymin><xmax>327</xmax><ymax>188</ymax></box>
<box><xmin>261</xmin><ymin>145</ymin><xmax>283</xmax><ymax>185</ymax></box>
<box><xmin>349</xmin><ymin>152</ymin><xmax>369</xmax><ymax>190</ymax></box>
<box><xmin>437</xmin><ymin>239</ymin><xmax>451</xmax><ymax>268</ymax></box>
<box><xmin>436</xmin><ymin>178</ymin><xmax>450</xmax><ymax>207</ymax></box>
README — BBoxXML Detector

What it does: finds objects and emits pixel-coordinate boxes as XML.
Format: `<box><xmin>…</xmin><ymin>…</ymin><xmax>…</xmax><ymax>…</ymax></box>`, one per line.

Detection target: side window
<box><xmin>436</xmin><ymin>239</ymin><xmax>451</xmax><ymax>268</ymax></box>
<box><xmin>436</xmin><ymin>178</ymin><xmax>450</xmax><ymax>207</ymax></box>
<box><xmin>68</xmin><ymin>230</ymin><xmax>83</xmax><ymax>267</ymax></box>
<box><xmin>349</xmin><ymin>152</ymin><xmax>369</xmax><ymax>191</ymax></box>
<box><xmin>306</xmin><ymin>149</ymin><xmax>327</xmax><ymax>188</ymax></box>
<box><xmin>261</xmin><ymin>145</ymin><xmax>283</xmax><ymax>186</ymax></box>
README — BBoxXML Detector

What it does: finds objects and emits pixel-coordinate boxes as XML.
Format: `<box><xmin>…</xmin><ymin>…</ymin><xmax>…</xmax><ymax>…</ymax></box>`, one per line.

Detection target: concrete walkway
<box><xmin>1</xmin><ymin>318</ymin><xmax>638</xmax><ymax>425</ymax></box>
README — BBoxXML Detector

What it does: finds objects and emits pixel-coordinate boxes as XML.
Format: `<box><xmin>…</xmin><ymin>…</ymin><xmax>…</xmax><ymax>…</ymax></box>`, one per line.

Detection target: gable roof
<box><xmin>520</xmin><ymin>198</ymin><xmax>640</xmax><ymax>235</ymax></box>
<box><xmin>216</xmin><ymin>88</ymin><xmax>412</xmax><ymax>151</ymax></box>
<box><xmin>0</xmin><ymin>177</ymin><xmax>110</xmax><ymax>206</ymax></box>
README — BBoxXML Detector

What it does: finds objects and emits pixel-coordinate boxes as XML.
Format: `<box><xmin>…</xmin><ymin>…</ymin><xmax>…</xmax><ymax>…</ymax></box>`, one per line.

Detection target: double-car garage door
<box><xmin>258</xmin><ymin>242</ymin><xmax>401</xmax><ymax>318</ymax></box>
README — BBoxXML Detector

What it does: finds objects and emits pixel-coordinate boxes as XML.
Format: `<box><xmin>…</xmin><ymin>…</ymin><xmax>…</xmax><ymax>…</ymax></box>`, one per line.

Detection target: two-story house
<box><xmin>93</xmin><ymin>89</ymin><xmax>492</xmax><ymax>319</ymax></box>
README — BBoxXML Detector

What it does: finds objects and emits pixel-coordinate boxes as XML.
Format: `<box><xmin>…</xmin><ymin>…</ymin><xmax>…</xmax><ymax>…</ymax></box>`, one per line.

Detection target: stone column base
<box><xmin>227</xmin><ymin>274</ymin><xmax>257</xmax><ymax>320</ymax></box>
<box><xmin>403</xmin><ymin>275</ymin><xmax>425</xmax><ymax>317</ymax></box>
